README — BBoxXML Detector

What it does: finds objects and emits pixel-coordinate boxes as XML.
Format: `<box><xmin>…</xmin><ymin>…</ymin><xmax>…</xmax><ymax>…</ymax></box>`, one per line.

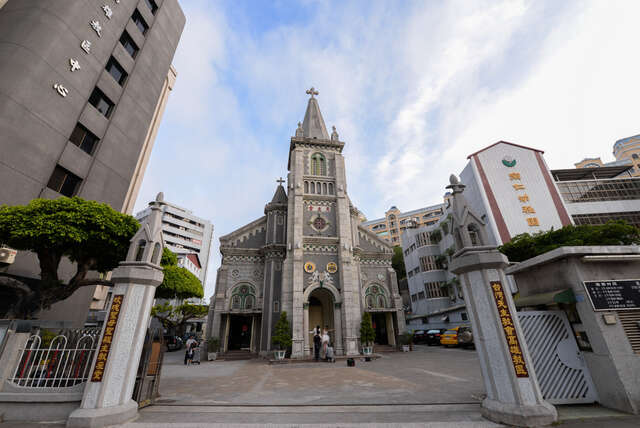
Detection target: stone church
<box><xmin>207</xmin><ymin>89</ymin><xmax>405</xmax><ymax>358</ymax></box>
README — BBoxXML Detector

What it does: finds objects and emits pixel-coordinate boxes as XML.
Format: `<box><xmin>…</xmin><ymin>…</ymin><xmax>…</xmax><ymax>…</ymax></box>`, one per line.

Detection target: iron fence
<box><xmin>10</xmin><ymin>328</ymin><xmax>100</xmax><ymax>388</ymax></box>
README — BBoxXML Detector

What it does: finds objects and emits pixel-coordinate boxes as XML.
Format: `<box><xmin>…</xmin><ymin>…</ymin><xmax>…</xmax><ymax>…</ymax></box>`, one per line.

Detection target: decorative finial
<box><xmin>449</xmin><ymin>174</ymin><xmax>459</xmax><ymax>185</ymax></box>
<box><xmin>155</xmin><ymin>192</ymin><xmax>164</xmax><ymax>202</ymax></box>
<box><xmin>296</xmin><ymin>121</ymin><xmax>303</xmax><ymax>137</ymax></box>
<box><xmin>306</xmin><ymin>87</ymin><xmax>319</xmax><ymax>98</ymax></box>
<box><xmin>331</xmin><ymin>125</ymin><xmax>339</xmax><ymax>141</ymax></box>
<box><xmin>276</xmin><ymin>177</ymin><xmax>285</xmax><ymax>186</ymax></box>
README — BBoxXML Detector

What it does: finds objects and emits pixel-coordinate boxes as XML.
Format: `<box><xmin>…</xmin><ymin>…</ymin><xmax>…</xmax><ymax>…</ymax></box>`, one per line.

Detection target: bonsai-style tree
<box><xmin>207</xmin><ymin>337</ymin><xmax>220</xmax><ymax>353</ymax></box>
<box><xmin>150</xmin><ymin>248</ymin><xmax>205</xmax><ymax>335</ymax></box>
<box><xmin>359</xmin><ymin>312</ymin><xmax>376</xmax><ymax>347</ymax></box>
<box><xmin>430</xmin><ymin>229</ymin><xmax>442</xmax><ymax>244</ymax></box>
<box><xmin>151</xmin><ymin>301</ymin><xmax>208</xmax><ymax>336</ymax></box>
<box><xmin>271</xmin><ymin>311</ymin><xmax>292</xmax><ymax>351</ymax></box>
<box><xmin>499</xmin><ymin>221</ymin><xmax>640</xmax><ymax>262</ymax></box>
<box><xmin>0</xmin><ymin>197</ymin><xmax>139</xmax><ymax>318</ymax></box>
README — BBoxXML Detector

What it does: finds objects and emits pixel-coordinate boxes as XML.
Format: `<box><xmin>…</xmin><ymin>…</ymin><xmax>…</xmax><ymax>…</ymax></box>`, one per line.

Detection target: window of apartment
<box><xmin>47</xmin><ymin>165</ymin><xmax>82</xmax><ymax>197</ymax></box>
<box><xmin>424</xmin><ymin>281</ymin><xmax>448</xmax><ymax>299</ymax></box>
<box><xmin>144</xmin><ymin>0</ymin><xmax>158</xmax><ymax>14</ymax></box>
<box><xmin>633</xmin><ymin>153</ymin><xmax>639</xmax><ymax>159</ymax></box>
<box><xmin>88</xmin><ymin>87</ymin><xmax>114</xmax><ymax>118</ymax></box>
<box><xmin>407</xmin><ymin>271</ymin><xmax>414</xmax><ymax>278</ymax></box>
<box><xmin>411</xmin><ymin>294</ymin><xmax>417</xmax><ymax>302</ymax></box>
<box><xmin>119</xmin><ymin>31</ymin><xmax>139</xmax><ymax>58</ymax></box>
<box><xmin>132</xmin><ymin>9</ymin><xmax>149</xmax><ymax>35</ymax></box>
<box><xmin>69</xmin><ymin>123</ymin><xmax>99</xmax><ymax>155</ymax></box>
<box><xmin>417</xmin><ymin>291</ymin><xmax>426</xmax><ymax>300</ymax></box>
<box><xmin>105</xmin><ymin>56</ymin><xmax>128</xmax><ymax>85</ymax></box>
<box><xmin>419</xmin><ymin>255</ymin><xmax>443</xmax><ymax>272</ymax></box>
<box><xmin>461</xmin><ymin>312</ymin><xmax>468</xmax><ymax>321</ymax></box>
<box><xmin>392</xmin><ymin>237</ymin><xmax>397</xmax><ymax>242</ymax></box>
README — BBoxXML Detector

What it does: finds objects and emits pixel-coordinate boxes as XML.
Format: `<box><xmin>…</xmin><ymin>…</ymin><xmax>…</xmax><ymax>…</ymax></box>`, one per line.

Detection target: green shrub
<box><xmin>272</xmin><ymin>311</ymin><xmax>292</xmax><ymax>351</ymax></box>
<box><xmin>359</xmin><ymin>312</ymin><xmax>376</xmax><ymax>346</ymax></box>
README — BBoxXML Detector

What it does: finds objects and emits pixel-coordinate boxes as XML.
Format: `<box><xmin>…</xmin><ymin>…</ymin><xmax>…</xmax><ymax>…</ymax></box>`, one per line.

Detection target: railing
<box><xmin>557</xmin><ymin>178</ymin><xmax>640</xmax><ymax>203</ymax></box>
<box><xmin>10</xmin><ymin>329</ymin><xmax>100</xmax><ymax>389</ymax></box>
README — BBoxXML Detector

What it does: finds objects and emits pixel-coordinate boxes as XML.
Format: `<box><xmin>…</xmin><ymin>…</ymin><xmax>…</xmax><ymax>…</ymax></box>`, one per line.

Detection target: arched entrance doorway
<box><xmin>308</xmin><ymin>287</ymin><xmax>334</xmax><ymax>352</ymax></box>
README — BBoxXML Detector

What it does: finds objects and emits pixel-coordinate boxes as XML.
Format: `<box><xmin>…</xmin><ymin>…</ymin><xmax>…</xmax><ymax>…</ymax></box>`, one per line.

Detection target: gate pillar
<box><xmin>67</xmin><ymin>193</ymin><xmax>166</xmax><ymax>428</ymax></box>
<box><xmin>447</xmin><ymin>175</ymin><xmax>556</xmax><ymax>427</ymax></box>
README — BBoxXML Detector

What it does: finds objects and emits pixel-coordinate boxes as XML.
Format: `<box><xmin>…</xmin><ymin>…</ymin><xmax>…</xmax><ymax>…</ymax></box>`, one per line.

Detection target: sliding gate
<box><xmin>518</xmin><ymin>310</ymin><xmax>598</xmax><ymax>404</ymax></box>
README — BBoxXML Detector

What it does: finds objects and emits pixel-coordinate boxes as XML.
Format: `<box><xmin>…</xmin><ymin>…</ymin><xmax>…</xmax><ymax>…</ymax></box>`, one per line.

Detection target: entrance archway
<box><xmin>308</xmin><ymin>288</ymin><xmax>334</xmax><ymax>352</ymax></box>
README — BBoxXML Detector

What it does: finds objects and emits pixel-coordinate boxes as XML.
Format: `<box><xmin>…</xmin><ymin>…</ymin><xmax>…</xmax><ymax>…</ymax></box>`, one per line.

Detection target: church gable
<box><xmin>357</xmin><ymin>226</ymin><xmax>393</xmax><ymax>254</ymax></box>
<box><xmin>219</xmin><ymin>217</ymin><xmax>267</xmax><ymax>249</ymax></box>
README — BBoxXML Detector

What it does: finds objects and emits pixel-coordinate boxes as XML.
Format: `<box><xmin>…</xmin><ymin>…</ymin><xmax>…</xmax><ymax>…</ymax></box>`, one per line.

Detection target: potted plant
<box><xmin>272</xmin><ymin>311</ymin><xmax>292</xmax><ymax>360</ymax></box>
<box><xmin>360</xmin><ymin>312</ymin><xmax>376</xmax><ymax>355</ymax></box>
<box><xmin>399</xmin><ymin>332</ymin><xmax>413</xmax><ymax>352</ymax></box>
<box><xmin>207</xmin><ymin>338</ymin><xmax>220</xmax><ymax>361</ymax></box>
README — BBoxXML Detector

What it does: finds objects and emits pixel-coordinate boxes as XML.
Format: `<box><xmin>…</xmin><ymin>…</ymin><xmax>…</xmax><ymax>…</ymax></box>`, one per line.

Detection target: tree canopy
<box><xmin>271</xmin><ymin>311</ymin><xmax>292</xmax><ymax>351</ymax></box>
<box><xmin>499</xmin><ymin>221</ymin><xmax>640</xmax><ymax>262</ymax></box>
<box><xmin>0</xmin><ymin>197</ymin><xmax>139</xmax><ymax>317</ymax></box>
<box><xmin>155</xmin><ymin>247</ymin><xmax>203</xmax><ymax>300</ymax></box>
<box><xmin>151</xmin><ymin>301</ymin><xmax>208</xmax><ymax>335</ymax></box>
<box><xmin>391</xmin><ymin>245</ymin><xmax>406</xmax><ymax>281</ymax></box>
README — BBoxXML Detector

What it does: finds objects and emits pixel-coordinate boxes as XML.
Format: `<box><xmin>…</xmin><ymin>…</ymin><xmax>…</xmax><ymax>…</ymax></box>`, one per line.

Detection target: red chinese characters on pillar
<box><xmin>91</xmin><ymin>294</ymin><xmax>124</xmax><ymax>382</ymax></box>
<box><xmin>490</xmin><ymin>282</ymin><xmax>529</xmax><ymax>378</ymax></box>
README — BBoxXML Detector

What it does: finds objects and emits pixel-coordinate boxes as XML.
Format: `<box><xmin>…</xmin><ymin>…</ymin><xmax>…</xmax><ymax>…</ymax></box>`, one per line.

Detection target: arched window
<box><xmin>365</xmin><ymin>284</ymin><xmax>388</xmax><ymax>309</ymax></box>
<box><xmin>468</xmin><ymin>224</ymin><xmax>481</xmax><ymax>246</ymax></box>
<box><xmin>310</xmin><ymin>182</ymin><xmax>315</xmax><ymax>193</ymax></box>
<box><xmin>328</xmin><ymin>183</ymin><xmax>334</xmax><ymax>194</ymax></box>
<box><xmin>135</xmin><ymin>240</ymin><xmax>146</xmax><ymax>261</ymax></box>
<box><xmin>311</xmin><ymin>153</ymin><xmax>326</xmax><ymax>175</ymax></box>
<box><xmin>230</xmin><ymin>284</ymin><xmax>256</xmax><ymax>310</ymax></box>
<box><xmin>322</xmin><ymin>182</ymin><xmax>327</xmax><ymax>194</ymax></box>
<box><xmin>152</xmin><ymin>243</ymin><xmax>161</xmax><ymax>264</ymax></box>
<box><xmin>305</xmin><ymin>181</ymin><xmax>309</xmax><ymax>193</ymax></box>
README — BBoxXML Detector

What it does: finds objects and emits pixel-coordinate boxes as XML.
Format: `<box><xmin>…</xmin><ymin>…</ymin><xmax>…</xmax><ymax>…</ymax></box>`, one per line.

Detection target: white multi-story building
<box><xmin>403</xmin><ymin>141</ymin><xmax>640</xmax><ymax>332</ymax></box>
<box><xmin>136</xmin><ymin>198</ymin><xmax>213</xmax><ymax>287</ymax></box>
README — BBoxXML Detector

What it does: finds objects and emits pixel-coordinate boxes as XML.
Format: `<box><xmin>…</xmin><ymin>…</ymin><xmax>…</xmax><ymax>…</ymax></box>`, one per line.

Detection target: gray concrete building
<box><xmin>208</xmin><ymin>90</ymin><xmax>406</xmax><ymax>358</ymax></box>
<box><xmin>0</xmin><ymin>0</ymin><xmax>185</xmax><ymax>324</ymax></box>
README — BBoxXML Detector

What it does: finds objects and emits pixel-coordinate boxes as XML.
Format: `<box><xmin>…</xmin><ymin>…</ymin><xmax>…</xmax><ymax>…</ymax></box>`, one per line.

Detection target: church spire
<box><xmin>300</xmin><ymin>87</ymin><xmax>329</xmax><ymax>140</ymax></box>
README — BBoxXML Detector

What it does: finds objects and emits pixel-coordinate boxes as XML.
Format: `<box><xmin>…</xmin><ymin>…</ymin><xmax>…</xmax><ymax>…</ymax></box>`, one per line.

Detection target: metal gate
<box><xmin>518</xmin><ymin>310</ymin><xmax>598</xmax><ymax>404</ymax></box>
<box><xmin>132</xmin><ymin>328</ymin><xmax>165</xmax><ymax>408</ymax></box>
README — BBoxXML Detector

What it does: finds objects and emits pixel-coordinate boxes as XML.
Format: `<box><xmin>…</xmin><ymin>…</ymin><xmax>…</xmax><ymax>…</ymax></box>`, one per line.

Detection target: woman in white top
<box><xmin>322</xmin><ymin>326</ymin><xmax>333</xmax><ymax>359</ymax></box>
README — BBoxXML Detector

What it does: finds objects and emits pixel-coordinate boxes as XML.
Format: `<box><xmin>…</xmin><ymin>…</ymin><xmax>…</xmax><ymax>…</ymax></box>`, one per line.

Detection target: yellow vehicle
<box><xmin>440</xmin><ymin>327</ymin><xmax>462</xmax><ymax>347</ymax></box>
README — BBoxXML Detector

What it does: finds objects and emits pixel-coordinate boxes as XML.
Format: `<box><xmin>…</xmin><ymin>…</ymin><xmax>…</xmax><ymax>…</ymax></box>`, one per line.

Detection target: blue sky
<box><xmin>134</xmin><ymin>0</ymin><xmax>640</xmax><ymax>300</ymax></box>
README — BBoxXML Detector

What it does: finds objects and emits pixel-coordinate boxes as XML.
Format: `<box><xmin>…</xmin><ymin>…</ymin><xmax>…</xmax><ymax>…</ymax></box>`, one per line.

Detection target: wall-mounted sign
<box><xmin>502</xmin><ymin>155</ymin><xmax>516</xmax><ymax>167</ymax></box>
<box><xmin>584</xmin><ymin>280</ymin><xmax>640</xmax><ymax>311</ymax></box>
<box><xmin>490</xmin><ymin>281</ymin><xmax>529</xmax><ymax>378</ymax></box>
<box><xmin>304</xmin><ymin>261</ymin><xmax>316</xmax><ymax>273</ymax></box>
<box><xmin>91</xmin><ymin>294</ymin><xmax>124</xmax><ymax>382</ymax></box>
<box><xmin>326</xmin><ymin>262</ymin><xmax>337</xmax><ymax>273</ymax></box>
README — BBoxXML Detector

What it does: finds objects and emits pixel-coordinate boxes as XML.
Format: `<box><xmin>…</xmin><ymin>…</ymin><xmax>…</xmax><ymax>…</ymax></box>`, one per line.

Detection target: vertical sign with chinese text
<box><xmin>91</xmin><ymin>294</ymin><xmax>124</xmax><ymax>382</ymax></box>
<box><xmin>490</xmin><ymin>282</ymin><xmax>529</xmax><ymax>378</ymax></box>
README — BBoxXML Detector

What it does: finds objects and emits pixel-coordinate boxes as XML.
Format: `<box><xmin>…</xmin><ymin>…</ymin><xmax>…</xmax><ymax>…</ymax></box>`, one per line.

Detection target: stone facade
<box><xmin>208</xmin><ymin>92</ymin><xmax>405</xmax><ymax>358</ymax></box>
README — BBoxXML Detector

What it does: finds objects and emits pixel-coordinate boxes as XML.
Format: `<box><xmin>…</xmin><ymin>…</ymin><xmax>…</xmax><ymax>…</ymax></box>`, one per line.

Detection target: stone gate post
<box><xmin>447</xmin><ymin>176</ymin><xmax>556</xmax><ymax>427</ymax></box>
<box><xmin>67</xmin><ymin>193</ymin><xmax>166</xmax><ymax>428</ymax></box>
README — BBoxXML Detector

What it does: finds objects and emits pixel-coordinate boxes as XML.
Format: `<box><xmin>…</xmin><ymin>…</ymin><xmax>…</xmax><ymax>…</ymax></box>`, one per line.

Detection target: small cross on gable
<box><xmin>276</xmin><ymin>177</ymin><xmax>285</xmax><ymax>185</ymax></box>
<box><xmin>306</xmin><ymin>87</ymin><xmax>319</xmax><ymax>98</ymax></box>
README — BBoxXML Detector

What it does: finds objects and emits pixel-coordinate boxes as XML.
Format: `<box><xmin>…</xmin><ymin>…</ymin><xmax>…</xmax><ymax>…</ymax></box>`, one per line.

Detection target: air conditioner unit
<box><xmin>0</xmin><ymin>247</ymin><xmax>17</xmax><ymax>264</ymax></box>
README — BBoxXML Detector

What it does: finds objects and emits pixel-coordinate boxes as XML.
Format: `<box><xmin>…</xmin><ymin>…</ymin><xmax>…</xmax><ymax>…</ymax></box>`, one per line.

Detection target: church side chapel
<box><xmin>207</xmin><ymin>89</ymin><xmax>406</xmax><ymax>358</ymax></box>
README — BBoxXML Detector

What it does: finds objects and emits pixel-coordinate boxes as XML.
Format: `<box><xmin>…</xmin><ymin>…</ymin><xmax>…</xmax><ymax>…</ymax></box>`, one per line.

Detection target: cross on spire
<box><xmin>276</xmin><ymin>177</ymin><xmax>285</xmax><ymax>185</ymax></box>
<box><xmin>306</xmin><ymin>87</ymin><xmax>319</xmax><ymax>98</ymax></box>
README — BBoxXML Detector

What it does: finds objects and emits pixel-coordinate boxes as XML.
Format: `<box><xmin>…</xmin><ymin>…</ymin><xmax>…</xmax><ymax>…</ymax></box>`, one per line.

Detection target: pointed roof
<box><xmin>271</xmin><ymin>184</ymin><xmax>288</xmax><ymax>204</ymax></box>
<box><xmin>301</xmin><ymin>92</ymin><xmax>329</xmax><ymax>139</ymax></box>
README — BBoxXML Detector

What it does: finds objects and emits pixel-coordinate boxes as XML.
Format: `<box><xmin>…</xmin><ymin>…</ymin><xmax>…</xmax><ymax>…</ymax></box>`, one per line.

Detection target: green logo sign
<box><xmin>502</xmin><ymin>156</ymin><xmax>516</xmax><ymax>167</ymax></box>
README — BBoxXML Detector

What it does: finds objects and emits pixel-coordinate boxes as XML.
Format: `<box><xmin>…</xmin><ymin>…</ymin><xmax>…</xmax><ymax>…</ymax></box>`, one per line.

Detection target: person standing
<box><xmin>322</xmin><ymin>326</ymin><xmax>333</xmax><ymax>360</ymax></box>
<box><xmin>184</xmin><ymin>335</ymin><xmax>196</xmax><ymax>365</ymax></box>
<box><xmin>312</xmin><ymin>325</ymin><xmax>321</xmax><ymax>362</ymax></box>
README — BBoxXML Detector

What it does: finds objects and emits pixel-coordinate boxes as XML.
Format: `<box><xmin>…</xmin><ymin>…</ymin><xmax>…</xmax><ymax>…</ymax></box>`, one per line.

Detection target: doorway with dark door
<box><xmin>371</xmin><ymin>312</ymin><xmax>388</xmax><ymax>345</ymax></box>
<box><xmin>228</xmin><ymin>315</ymin><xmax>252</xmax><ymax>350</ymax></box>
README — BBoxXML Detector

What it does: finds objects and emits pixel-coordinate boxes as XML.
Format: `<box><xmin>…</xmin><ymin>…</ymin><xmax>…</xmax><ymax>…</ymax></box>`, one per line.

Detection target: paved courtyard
<box><xmin>156</xmin><ymin>345</ymin><xmax>485</xmax><ymax>406</ymax></box>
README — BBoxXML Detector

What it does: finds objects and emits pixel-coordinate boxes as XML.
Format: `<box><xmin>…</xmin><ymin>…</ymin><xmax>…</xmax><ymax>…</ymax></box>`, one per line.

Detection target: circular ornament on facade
<box><xmin>326</xmin><ymin>262</ymin><xmax>338</xmax><ymax>273</ymax></box>
<box><xmin>502</xmin><ymin>155</ymin><xmax>516</xmax><ymax>167</ymax></box>
<box><xmin>377</xmin><ymin>273</ymin><xmax>385</xmax><ymax>281</ymax></box>
<box><xmin>231</xmin><ymin>269</ymin><xmax>240</xmax><ymax>279</ymax></box>
<box><xmin>304</xmin><ymin>261</ymin><xmax>316</xmax><ymax>273</ymax></box>
<box><xmin>313</xmin><ymin>216</ymin><xmax>327</xmax><ymax>230</ymax></box>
